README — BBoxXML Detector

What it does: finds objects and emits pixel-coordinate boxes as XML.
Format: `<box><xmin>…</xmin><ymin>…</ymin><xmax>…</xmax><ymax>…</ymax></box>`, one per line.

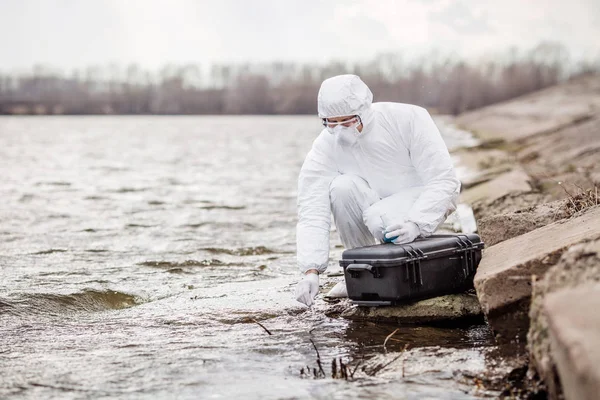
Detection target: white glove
<box><xmin>384</xmin><ymin>221</ymin><xmax>420</xmax><ymax>245</ymax></box>
<box><xmin>295</xmin><ymin>273</ymin><xmax>319</xmax><ymax>306</ymax></box>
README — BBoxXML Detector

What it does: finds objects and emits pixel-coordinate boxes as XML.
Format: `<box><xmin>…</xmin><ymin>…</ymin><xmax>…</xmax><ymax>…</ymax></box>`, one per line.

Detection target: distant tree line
<box><xmin>1</xmin><ymin>42</ymin><xmax>598</xmax><ymax>115</ymax></box>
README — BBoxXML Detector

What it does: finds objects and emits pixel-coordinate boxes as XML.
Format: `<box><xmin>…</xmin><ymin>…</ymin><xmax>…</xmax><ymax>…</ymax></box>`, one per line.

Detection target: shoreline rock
<box><xmin>459</xmin><ymin>167</ymin><xmax>533</xmax><ymax>206</ymax></box>
<box><xmin>340</xmin><ymin>293</ymin><xmax>482</xmax><ymax>324</ymax></box>
<box><xmin>456</xmin><ymin>73</ymin><xmax>600</xmax><ymax>396</ymax></box>
<box><xmin>544</xmin><ymin>283</ymin><xmax>600</xmax><ymax>400</ymax></box>
<box><xmin>474</xmin><ymin>206</ymin><xmax>600</xmax><ymax>343</ymax></box>
<box><xmin>478</xmin><ymin>199</ymin><xmax>568</xmax><ymax>247</ymax></box>
<box><xmin>455</xmin><ymin>74</ymin><xmax>600</xmax><ymax>143</ymax></box>
<box><xmin>528</xmin><ymin>239</ymin><xmax>600</xmax><ymax>399</ymax></box>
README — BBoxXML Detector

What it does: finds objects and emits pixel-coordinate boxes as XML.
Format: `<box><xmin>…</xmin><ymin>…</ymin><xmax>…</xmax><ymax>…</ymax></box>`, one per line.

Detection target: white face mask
<box><xmin>332</xmin><ymin>121</ymin><xmax>361</xmax><ymax>147</ymax></box>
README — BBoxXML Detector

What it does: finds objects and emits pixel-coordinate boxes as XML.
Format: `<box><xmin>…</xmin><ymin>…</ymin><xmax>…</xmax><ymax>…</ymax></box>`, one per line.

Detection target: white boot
<box><xmin>325</xmin><ymin>280</ymin><xmax>348</xmax><ymax>298</ymax></box>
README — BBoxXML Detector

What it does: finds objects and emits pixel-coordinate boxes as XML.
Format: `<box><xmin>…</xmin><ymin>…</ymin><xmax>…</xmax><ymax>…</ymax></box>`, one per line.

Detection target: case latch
<box><xmin>403</xmin><ymin>247</ymin><xmax>426</xmax><ymax>287</ymax></box>
<box><xmin>455</xmin><ymin>236</ymin><xmax>477</xmax><ymax>277</ymax></box>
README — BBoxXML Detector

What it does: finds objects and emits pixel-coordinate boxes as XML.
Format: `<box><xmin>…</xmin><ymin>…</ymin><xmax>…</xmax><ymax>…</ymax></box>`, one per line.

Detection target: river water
<box><xmin>1</xmin><ymin>115</ymin><xmax>504</xmax><ymax>399</ymax></box>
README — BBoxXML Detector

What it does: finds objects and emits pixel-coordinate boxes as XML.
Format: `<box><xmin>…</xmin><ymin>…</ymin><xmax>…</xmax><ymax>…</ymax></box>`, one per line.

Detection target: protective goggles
<box><xmin>321</xmin><ymin>115</ymin><xmax>361</xmax><ymax>132</ymax></box>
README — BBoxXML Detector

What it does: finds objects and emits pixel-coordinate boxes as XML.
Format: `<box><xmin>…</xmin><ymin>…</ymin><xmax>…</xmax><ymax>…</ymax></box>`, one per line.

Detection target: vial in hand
<box><xmin>380</xmin><ymin>214</ymin><xmax>398</xmax><ymax>243</ymax></box>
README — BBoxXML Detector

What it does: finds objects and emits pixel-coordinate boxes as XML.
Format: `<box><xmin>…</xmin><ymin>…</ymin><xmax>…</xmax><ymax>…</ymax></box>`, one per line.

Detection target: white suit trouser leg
<box><xmin>329</xmin><ymin>174</ymin><xmax>381</xmax><ymax>249</ymax></box>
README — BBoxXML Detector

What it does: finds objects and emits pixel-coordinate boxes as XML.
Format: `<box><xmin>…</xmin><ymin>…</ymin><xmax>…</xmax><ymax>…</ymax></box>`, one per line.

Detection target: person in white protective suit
<box><xmin>295</xmin><ymin>74</ymin><xmax>460</xmax><ymax>307</ymax></box>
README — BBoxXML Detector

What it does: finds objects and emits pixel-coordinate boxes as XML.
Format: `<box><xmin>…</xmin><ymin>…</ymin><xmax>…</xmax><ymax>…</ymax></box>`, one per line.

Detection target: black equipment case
<box><xmin>339</xmin><ymin>234</ymin><xmax>484</xmax><ymax>306</ymax></box>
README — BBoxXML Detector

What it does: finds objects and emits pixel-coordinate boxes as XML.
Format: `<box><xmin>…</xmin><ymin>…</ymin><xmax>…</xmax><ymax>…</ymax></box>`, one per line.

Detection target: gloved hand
<box><xmin>384</xmin><ymin>221</ymin><xmax>420</xmax><ymax>245</ymax></box>
<box><xmin>295</xmin><ymin>272</ymin><xmax>319</xmax><ymax>306</ymax></box>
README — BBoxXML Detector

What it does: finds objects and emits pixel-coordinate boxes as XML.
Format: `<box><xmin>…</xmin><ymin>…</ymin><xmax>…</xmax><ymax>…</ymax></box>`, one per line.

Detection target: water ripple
<box><xmin>201</xmin><ymin>246</ymin><xmax>277</xmax><ymax>256</ymax></box>
<box><xmin>31</xmin><ymin>249</ymin><xmax>68</xmax><ymax>255</ymax></box>
<box><xmin>1</xmin><ymin>289</ymin><xmax>140</xmax><ymax>316</ymax></box>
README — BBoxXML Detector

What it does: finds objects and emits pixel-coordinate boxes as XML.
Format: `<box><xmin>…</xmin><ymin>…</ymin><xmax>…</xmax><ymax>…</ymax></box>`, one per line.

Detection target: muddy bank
<box><xmin>454</xmin><ymin>74</ymin><xmax>600</xmax><ymax>398</ymax></box>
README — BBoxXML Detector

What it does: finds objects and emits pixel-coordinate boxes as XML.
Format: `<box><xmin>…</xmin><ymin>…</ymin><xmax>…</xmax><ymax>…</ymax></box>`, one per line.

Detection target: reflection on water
<box><xmin>0</xmin><ymin>116</ymin><xmax>503</xmax><ymax>399</ymax></box>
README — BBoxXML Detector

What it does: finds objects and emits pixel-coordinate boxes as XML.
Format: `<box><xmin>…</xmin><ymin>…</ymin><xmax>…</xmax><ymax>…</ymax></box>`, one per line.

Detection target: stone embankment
<box><xmin>455</xmin><ymin>74</ymin><xmax>600</xmax><ymax>398</ymax></box>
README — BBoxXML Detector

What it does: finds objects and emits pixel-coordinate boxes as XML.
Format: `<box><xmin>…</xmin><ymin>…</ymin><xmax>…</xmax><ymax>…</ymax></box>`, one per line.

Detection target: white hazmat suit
<box><xmin>295</xmin><ymin>75</ymin><xmax>460</xmax><ymax>306</ymax></box>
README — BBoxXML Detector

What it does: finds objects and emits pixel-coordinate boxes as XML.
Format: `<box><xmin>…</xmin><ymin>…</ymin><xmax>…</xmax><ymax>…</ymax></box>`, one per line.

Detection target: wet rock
<box><xmin>340</xmin><ymin>293</ymin><xmax>482</xmax><ymax>324</ymax></box>
<box><xmin>544</xmin><ymin>284</ymin><xmax>600</xmax><ymax>400</ymax></box>
<box><xmin>474</xmin><ymin>206</ymin><xmax>600</xmax><ymax>344</ymax></box>
<box><xmin>460</xmin><ymin>168</ymin><xmax>532</xmax><ymax>205</ymax></box>
<box><xmin>478</xmin><ymin>199</ymin><xmax>568</xmax><ymax>246</ymax></box>
<box><xmin>528</xmin><ymin>239</ymin><xmax>600</xmax><ymax>399</ymax></box>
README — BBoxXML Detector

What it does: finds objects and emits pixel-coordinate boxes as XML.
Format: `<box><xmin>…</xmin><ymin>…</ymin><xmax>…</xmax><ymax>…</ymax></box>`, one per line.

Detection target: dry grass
<box><xmin>559</xmin><ymin>183</ymin><xmax>599</xmax><ymax>217</ymax></box>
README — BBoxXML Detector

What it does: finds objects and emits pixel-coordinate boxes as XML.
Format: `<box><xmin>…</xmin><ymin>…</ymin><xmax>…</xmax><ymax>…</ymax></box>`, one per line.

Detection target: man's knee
<box><xmin>329</xmin><ymin>174</ymin><xmax>365</xmax><ymax>203</ymax></box>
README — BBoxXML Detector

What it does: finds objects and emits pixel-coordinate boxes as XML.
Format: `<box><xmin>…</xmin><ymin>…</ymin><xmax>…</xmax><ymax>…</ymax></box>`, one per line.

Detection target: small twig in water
<box><xmin>368</xmin><ymin>344</ymin><xmax>410</xmax><ymax>376</ymax></box>
<box><xmin>309</xmin><ymin>338</ymin><xmax>326</xmax><ymax>377</ymax></box>
<box><xmin>316</xmin><ymin>358</ymin><xmax>325</xmax><ymax>378</ymax></box>
<box><xmin>367</xmin><ymin>354</ymin><xmax>403</xmax><ymax>376</ymax></box>
<box><xmin>340</xmin><ymin>358</ymin><xmax>348</xmax><ymax>380</ymax></box>
<box><xmin>383</xmin><ymin>328</ymin><xmax>400</xmax><ymax>352</ymax></box>
<box><xmin>251</xmin><ymin>319</ymin><xmax>272</xmax><ymax>335</ymax></box>
<box><xmin>309</xmin><ymin>338</ymin><xmax>321</xmax><ymax>359</ymax></box>
<box><xmin>350</xmin><ymin>358</ymin><xmax>363</xmax><ymax>379</ymax></box>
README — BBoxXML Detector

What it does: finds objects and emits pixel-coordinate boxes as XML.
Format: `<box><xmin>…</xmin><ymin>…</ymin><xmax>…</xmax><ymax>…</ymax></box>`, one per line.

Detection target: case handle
<box><xmin>346</xmin><ymin>263</ymin><xmax>381</xmax><ymax>278</ymax></box>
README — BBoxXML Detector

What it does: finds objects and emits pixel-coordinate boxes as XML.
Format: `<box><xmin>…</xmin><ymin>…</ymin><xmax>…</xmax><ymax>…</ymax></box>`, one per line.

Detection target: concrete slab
<box><xmin>453</xmin><ymin>148</ymin><xmax>512</xmax><ymax>172</ymax></box>
<box><xmin>545</xmin><ymin>284</ymin><xmax>600</xmax><ymax>400</ymax></box>
<box><xmin>340</xmin><ymin>293</ymin><xmax>482</xmax><ymax>324</ymax></box>
<box><xmin>452</xmin><ymin>147</ymin><xmax>514</xmax><ymax>189</ymax></box>
<box><xmin>460</xmin><ymin>165</ymin><xmax>514</xmax><ymax>190</ymax></box>
<box><xmin>528</xmin><ymin>239</ymin><xmax>600</xmax><ymax>399</ymax></box>
<box><xmin>456</xmin><ymin>75</ymin><xmax>600</xmax><ymax>142</ymax></box>
<box><xmin>537</xmin><ymin>172</ymin><xmax>596</xmax><ymax>202</ymax></box>
<box><xmin>471</xmin><ymin>192</ymin><xmax>553</xmax><ymax>222</ymax></box>
<box><xmin>457</xmin><ymin>111</ymin><xmax>593</xmax><ymax>143</ymax></box>
<box><xmin>517</xmin><ymin>115</ymin><xmax>600</xmax><ymax>170</ymax></box>
<box><xmin>478</xmin><ymin>199</ymin><xmax>567</xmax><ymax>246</ymax></box>
<box><xmin>459</xmin><ymin>168</ymin><xmax>532</xmax><ymax>205</ymax></box>
<box><xmin>474</xmin><ymin>206</ymin><xmax>600</xmax><ymax>342</ymax></box>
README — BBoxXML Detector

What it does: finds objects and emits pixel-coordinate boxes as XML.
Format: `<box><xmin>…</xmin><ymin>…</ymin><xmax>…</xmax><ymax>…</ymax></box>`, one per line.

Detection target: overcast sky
<box><xmin>1</xmin><ymin>0</ymin><xmax>599</xmax><ymax>71</ymax></box>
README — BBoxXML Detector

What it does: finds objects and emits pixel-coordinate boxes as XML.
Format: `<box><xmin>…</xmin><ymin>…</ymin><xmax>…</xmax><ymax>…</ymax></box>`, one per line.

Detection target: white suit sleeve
<box><xmin>296</xmin><ymin>134</ymin><xmax>339</xmax><ymax>274</ymax></box>
<box><xmin>404</xmin><ymin>107</ymin><xmax>460</xmax><ymax>236</ymax></box>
